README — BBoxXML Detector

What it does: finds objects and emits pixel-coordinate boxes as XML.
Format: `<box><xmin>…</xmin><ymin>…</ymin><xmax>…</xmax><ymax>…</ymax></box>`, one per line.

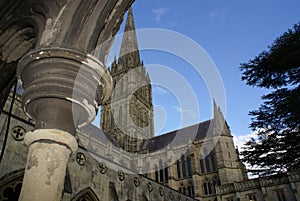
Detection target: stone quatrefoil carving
<box><xmin>76</xmin><ymin>152</ymin><xmax>86</xmax><ymax>166</ymax></box>
<box><xmin>11</xmin><ymin>126</ymin><xmax>26</xmax><ymax>141</ymax></box>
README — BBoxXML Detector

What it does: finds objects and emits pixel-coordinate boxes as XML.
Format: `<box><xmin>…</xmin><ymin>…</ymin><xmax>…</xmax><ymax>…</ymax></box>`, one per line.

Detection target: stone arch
<box><xmin>71</xmin><ymin>187</ymin><xmax>100</xmax><ymax>201</ymax></box>
<box><xmin>0</xmin><ymin>169</ymin><xmax>24</xmax><ymax>201</ymax></box>
<box><xmin>0</xmin><ymin>20</ymin><xmax>37</xmax><ymax>111</ymax></box>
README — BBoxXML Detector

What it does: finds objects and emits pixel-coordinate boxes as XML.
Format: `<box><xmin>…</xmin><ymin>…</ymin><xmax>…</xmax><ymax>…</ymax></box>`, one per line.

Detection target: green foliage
<box><xmin>240</xmin><ymin>22</ymin><xmax>300</xmax><ymax>176</ymax></box>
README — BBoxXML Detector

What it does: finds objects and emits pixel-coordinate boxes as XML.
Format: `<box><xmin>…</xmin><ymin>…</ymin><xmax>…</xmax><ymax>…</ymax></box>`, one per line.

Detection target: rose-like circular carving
<box><xmin>99</xmin><ymin>162</ymin><xmax>107</xmax><ymax>174</ymax></box>
<box><xmin>118</xmin><ymin>171</ymin><xmax>125</xmax><ymax>181</ymax></box>
<box><xmin>76</xmin><ymin>152</ymin><xmax>86</xmax><ymax>166</ymax></box>
<box><xmin>11</xmin><ymin>126</ymin><xmax>26</xmax><ymax>141</ymax></box>
<box><xmin>148</xmin><ymin>183</ymin><xmax>153</xmax><ymax>192</ymax></box>
<box><xmin>169</xmin><ymin>192</ymin><xmax>174</xmax><ymax>200</ymax></box>
<box><xmin>134</xmin><ymin>177</ymin><xmax>140</xmax><ymax>187</ymax></box>
<box><xmin>159</xmin><ymin>187</ymin><xmax>164</xmax><ymax>196</ymax></box>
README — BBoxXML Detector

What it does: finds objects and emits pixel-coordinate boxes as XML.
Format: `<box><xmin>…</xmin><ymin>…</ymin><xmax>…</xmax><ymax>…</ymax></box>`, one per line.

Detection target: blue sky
<box><xmin>95</xmin><ymin>0</ymin><xmax>300</xmax><ymax>146</ymax></box>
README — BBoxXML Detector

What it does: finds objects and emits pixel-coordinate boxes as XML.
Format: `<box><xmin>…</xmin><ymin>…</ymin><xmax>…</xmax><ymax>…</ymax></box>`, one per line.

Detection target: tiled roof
<box><xmin>143</xmin><ymin>120</ymin><xmax>213</xmax><ymax>152</ymax></box>
<box><xmin>79</xmin><ymin>119</ymin><xmax>216</xmax><ymax>152</ymax></box>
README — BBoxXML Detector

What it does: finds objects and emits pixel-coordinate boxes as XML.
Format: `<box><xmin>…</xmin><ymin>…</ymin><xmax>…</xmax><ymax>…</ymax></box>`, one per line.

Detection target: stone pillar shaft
<box><xmin>19</xmin><ymin>129</ymin><xmax>78</xmax><ymax>201</ymax></box>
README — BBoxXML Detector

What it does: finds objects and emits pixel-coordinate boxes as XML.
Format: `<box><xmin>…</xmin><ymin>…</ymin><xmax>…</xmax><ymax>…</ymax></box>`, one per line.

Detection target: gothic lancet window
<box><xmin>199</xmin><ymin>149</ymin><xmax>217</xmax><ymax>174</ymax></box>
<box><xmin>159</xmin><ymin>160</ymin><xmax>164</xmax><ymax>182</ymax></box>
<box><xmin>0</xmin><ymin>170</ymin><xmax>24</xmax><ymax>201</ymax></box>
<box><xmin>177</xmin><ymin>160</ymin><xmax>181</xmax><ymax>178</ymax></box>
<box><xmin>211</xmin><ymin>152</ymin><xmax>217</xmax><ymax>171</ymax></box>
<box><xmin>187</xmin><ymin>156</ymin><xmax>192</xmax><ymax>176</ymax></box>
<box><xmin>199</xmin><ymin>155</ymin><xmax>205</xmax><ymax>174</ymax></box>
<box><xmin>164</xmin><ymin>165</ymin><xmax>169</xmax><ymax>182</ymax></box>
<box><xmin>181</xmin><ymin>156</ymin><xmax>187</xmax><ymax>178</ymax></box>
<box><xmin>275</xmin><ymin>189</ymin><xmax>286</xmax><ymax>201</ymax></box>
<box><xmin>177</xmin><ymin>155</ymin><xmax>193</xmax><ymax>179</ymax></box>
<box><xmin>155</xmin><ymin>165</ymin><xmax>159</xmax><ymax>182</ymax></box>
<box><xmin>204</xmin><ymin>148</ymin><xmax>211</xmax><ymax>172</ymax></box>
<box><xmin>157</xmin><ymin>160</ymin><xmax>168</xmax><ymax>183</ymax></box>
<box><xmin>203</xmin><ymin>178</ymin><xmax>216</xmax><ymax>196</ymax></box>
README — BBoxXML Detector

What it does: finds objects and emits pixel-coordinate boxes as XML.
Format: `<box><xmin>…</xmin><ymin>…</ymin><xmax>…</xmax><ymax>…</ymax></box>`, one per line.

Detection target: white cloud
<box><xmin>233</xmin><ymin>132</ymin><xmax>260</xmax><ymax>178</ymax></box>
<box><xmin>233</xmin><ymin>132</ymin><xmax>257</xmax><ymax>151</ymax></box>
<box><xmin>152</xmin><ymin>7</ymin><xmax>170</xmax><ymax>22</ymax></box>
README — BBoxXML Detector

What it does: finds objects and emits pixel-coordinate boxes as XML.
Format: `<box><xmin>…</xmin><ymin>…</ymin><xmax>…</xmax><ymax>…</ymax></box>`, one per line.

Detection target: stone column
<box><xmin>19</xmin><ymin>129</ymin><xmax>77</xmax><ymax>201</ymax></box>
<box><xmin>17</xmin><ymin>47</ymin><xmax>112</xmax><ymax>201</ymax></box>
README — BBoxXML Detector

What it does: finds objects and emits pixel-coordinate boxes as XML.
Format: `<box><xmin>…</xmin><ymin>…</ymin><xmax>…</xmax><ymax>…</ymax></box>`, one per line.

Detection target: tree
<box><xmin>240</xmin><ymin>22</ymin><xmax>300</xmax><ymax>176</ymax></box>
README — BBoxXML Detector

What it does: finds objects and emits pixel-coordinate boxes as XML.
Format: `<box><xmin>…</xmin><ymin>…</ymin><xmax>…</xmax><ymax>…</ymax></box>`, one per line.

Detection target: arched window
<box><xmin>200</xmin><ymin>148</ymin><xmax>217</xmax><ymax>174</ymax></box>
<box><xmin>181</xmin><ymin>155</ymin><xmax>187</xmax><ymax>178</ymax></box>
<box><xmin>179</xmin><ymin>184</ymin><xmax>184</xmax><ymax>194</ymax></box>
<box><xmin>188</xmin><ymin>182</ymin><xmax>195</xmax><ymax>197</ymax></box>
<box><xmin>208</xmin><ymin>182</ymin><xmax>213</xmax><ymax>194</ymax></box>
<box><xmin>203</xmin><ymin>182</ymin><xmax>208</xmax><ymax>195</ymax></box>
<box><xmin>211</xmin><ymin>152</ymin><xmax>217</xmax><ymax>171</ymax></box>
<box><xmin>187</xmin><ymin>157</ymin><xmax>192</xmax><ymax>176</ymax></box>
<box><xmin>204</xmin><ymin>148</ymin><xmax>211</xmax><ymax>172</ymax></box>
<box><xmin>177</xmin><ymin>160</ymin><xmax>181</xmax><ymax>178</ymax></box>
<box><xmin>158</xmin><ymin>160</ymin><xmax>168</xmax><ymax>183</ymax></box>
<box><xmin>159</xmin><ymin>160</ymin><xmax>164</xmax><ymax>182</ymax></box>
<box><xmin>164</xmin><ymin>165</ymin><xmax>169</xmax><ymax>182</ymax></box>
<box><xmin>154</xmin><ymin>165</ymin><xmax>159</xmax><ymax>182</ymax></box>
<box><xmin>203</xmin><ymin>178</ymin><xmax>216</xmax><ymax>196</ymax></box>
<box><xmin>71</xmin><ymin>187</ymin><xmax>99</xmax><ymax>201</ymax></box>
<box><xmin>0</xmin><ymin>169</ymin><xmax>24</xmax><ymax>201</ymax></box>
<box><xmin>199</xmin><ymin>154</ymin><xmax>205</xmax><ymax>174</ymax></box>
<box><xmin>213</xmin><ymin>177</ymin><xmax>219</xmax><ymax>194</ymax></box>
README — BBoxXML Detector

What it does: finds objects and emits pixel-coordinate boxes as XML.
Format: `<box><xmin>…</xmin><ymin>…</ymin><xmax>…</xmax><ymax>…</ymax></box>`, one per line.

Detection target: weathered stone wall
<box><xmin>0</xmin><ymin>94</ymin><xmax>196</xmax><ymax>201</ymax></box>
<box><xmin>216</xmin><ymin>170</ymin><xmax>300</xmax><ymax>201</ymax></box>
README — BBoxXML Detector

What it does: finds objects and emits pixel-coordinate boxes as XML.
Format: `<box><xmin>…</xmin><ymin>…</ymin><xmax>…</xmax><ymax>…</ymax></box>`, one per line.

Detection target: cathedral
<box><xmin>0</xmin><ymin>5</ymin><xmax>299</xmax><ymax>201</ymax></box>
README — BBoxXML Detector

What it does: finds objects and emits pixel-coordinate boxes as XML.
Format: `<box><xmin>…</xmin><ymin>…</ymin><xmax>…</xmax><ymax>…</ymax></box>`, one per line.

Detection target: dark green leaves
<box><xmin>240</xmin><ymin>22</ymin><xmax>300</xmax><ymax>176</ymax></box>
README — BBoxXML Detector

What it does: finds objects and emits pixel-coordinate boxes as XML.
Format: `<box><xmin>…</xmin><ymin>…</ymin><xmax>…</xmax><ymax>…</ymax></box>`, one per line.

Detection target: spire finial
<box><xmin>118</xmin><ymin>7</ymin><xmax>140</xmax><ymax>66</ymax></box>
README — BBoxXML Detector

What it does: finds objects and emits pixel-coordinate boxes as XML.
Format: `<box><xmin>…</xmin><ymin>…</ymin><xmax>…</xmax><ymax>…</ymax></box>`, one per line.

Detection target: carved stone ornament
<box><xmin>134</xmin><ymin>177</ymin><xmax>140</xmax><ymax>187</ymax></box>
<box><xmin>159</xmin><ymin>187</ymin><xmax>164</xmax><ymax>196</ymax></box>
<box><xmin>11</xmin><ymin>126</ymin><xmax>26</xmax><ymax>141</ymax></box>
<box><xmin>118</xmin><ymin>171</ymin><xmax>125</xmax><ymax>181</ymax></box>
<box><xmin>148</xmin><ymin>183</ymin><xmax>153</xmax><ymax>192</ymax></box>
<box><xmin>76</xmin><ymin>152</ymin><xmax>86</xmax><ymax>166</ymax></box>
<box><xmin>99</xmin><ymin>163</ymin><xmax>107</xmax><ymax>174</ymax></box>
<box><xmin>169</xmin><ymin>191</ymin><xmax>174</xmax><ymax>200</ymax></box>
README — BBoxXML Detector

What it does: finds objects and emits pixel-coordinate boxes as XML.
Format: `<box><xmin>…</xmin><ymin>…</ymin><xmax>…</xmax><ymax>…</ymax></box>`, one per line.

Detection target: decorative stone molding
<box><xmin>118</xmin><ymin>171</ymin><xmax>125</xmax><ymax>181</ymax></box>
<box><xmin>148</xmin><ymin>182</ymin><xmax>153</xmax><ymax>192</ymax></box>
<box><xmin>99</xmin><ymin>163</ymin><xmax>107</xmax><ymax>174</ymax></box>
<box><xmin>159</xmin><ymin>187</ymin><xmax>164</xmax><ymax>196</ymax></box>
<box><xmin>134</xmin><ymin>176</ymin><xmax>140</xmax><ymax>187</ymax></box>
<box><xmin>17</xmin><ymin>47</ymin><xmax>112</xmax><ymax>133</ymax></box>
<box><xmin>76</xmin><ymin>152</ymin><xmax>86</xmax><ymax>166</ymax></box>
<box><xmin>11</xmin><ymin>126</ymin><xmax>26</xmax><ymax>141</ymax></box>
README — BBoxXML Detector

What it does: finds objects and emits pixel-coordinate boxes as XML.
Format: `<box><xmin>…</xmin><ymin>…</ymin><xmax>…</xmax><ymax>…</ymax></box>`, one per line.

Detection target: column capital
<box><xmin>17</xmin><ymin>47</ymin><xmax>112</xmax><ymax>133</ymax></box>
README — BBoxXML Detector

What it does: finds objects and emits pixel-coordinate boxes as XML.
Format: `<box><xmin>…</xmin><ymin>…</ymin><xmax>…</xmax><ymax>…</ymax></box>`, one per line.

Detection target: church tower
<box><xmin>100</xmin><ymin>8</ymin><xmax>154</xmax><ymax>152</ymax></box>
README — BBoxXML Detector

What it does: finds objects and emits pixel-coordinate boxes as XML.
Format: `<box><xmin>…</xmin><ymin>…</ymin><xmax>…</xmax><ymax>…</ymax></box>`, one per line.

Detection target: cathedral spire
<box><xmin>119</xmin><ymin>7</ymin><xmax>140</xmax><ymax>63</ymax></box>
<box><xmin>213</xmin><ymin>99</ymin><xmax>231</xmax><ymax>135</ymax></box>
